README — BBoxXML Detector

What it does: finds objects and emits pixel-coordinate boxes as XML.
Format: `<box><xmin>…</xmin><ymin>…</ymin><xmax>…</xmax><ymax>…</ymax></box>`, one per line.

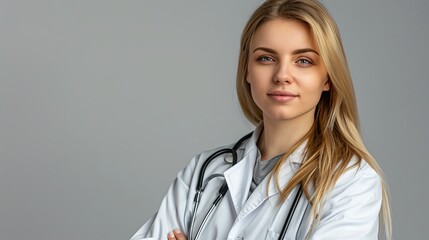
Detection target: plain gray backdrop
<box><xmin>1</xmin><ymin>0</ymin><xmax>428</xmax><ymax>239</ymax></box>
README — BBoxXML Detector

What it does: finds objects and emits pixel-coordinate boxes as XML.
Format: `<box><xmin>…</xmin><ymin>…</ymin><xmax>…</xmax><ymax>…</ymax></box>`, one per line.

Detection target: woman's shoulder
<box><xmin>345</xmin><ymin>156</ymin><xmax>380</xmax><ymax>180</ymax></box>
<box><xmin>191</xmin><ymin>143</ymin><xmax>233</xmax><ymax>162</ymax></box>
<box><xmin>332</xmin><ymin>157</ymin><xmax>382</xmax><ymax>197</ymax></box>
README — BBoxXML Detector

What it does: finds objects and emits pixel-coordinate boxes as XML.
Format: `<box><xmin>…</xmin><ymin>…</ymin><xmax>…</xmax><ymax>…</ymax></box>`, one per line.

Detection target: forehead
<box><xmin>251</xmin><ymin>18</ymin><xmax>317</xmax><ymax>51</ymax></box>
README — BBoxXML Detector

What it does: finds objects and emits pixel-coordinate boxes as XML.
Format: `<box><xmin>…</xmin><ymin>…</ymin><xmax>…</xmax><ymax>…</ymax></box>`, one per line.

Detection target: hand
<box><xmin>167</xmin><ymin>229</ymin><xmax>187</xmax><ymax>240</ymax></box>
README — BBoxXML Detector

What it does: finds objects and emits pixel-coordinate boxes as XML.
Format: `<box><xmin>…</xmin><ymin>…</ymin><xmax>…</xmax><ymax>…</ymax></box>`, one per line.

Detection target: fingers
<box><xmin>167</xmin><ymin>231</ymin><xmax>175</xmax><ymax>240</ymax></box>
<box><xmin>167</xmin><ymin>229</ymin><xmax>187</xmax><ymax>240</ymax></box>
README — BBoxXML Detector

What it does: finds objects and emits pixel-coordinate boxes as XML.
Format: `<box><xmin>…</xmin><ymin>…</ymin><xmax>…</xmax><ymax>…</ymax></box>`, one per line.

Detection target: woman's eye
<box><xmin>296</xmin><ymin>58</ymin><xmax>312</xmax><ymax>65</ymax></box>
<box><xmin>257</xmin><ymin>56</ymin><xmax>275</xmax><ymax>62</ymax></box>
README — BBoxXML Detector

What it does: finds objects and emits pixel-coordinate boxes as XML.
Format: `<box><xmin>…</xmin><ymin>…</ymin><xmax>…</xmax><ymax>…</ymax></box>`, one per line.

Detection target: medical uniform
<box><xmin>131</xmin><ymin>125</ymin><xmax>382</xmax><ymax>239</ymax></box>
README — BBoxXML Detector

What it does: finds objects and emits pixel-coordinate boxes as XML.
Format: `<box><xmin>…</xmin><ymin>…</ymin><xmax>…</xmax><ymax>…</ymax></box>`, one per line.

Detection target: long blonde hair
<box><xmin>236</xmin><ymin>0</ymin><xmax>392</xmax><ymax>238</ymax></box>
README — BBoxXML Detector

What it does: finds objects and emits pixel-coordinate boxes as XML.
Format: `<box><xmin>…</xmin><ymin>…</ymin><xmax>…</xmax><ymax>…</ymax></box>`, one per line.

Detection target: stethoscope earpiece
<box><xmin>224</xmin><ymin>154</ymin><xmax>234</xmax><ymax>164</ymax></box>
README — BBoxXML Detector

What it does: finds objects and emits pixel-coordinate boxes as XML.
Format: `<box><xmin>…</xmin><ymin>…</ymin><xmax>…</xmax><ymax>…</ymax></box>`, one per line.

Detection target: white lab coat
<box><xmin>131</xmin><ymin>125</ymin><xmax>382</xmax><ymax>240</ymax></box>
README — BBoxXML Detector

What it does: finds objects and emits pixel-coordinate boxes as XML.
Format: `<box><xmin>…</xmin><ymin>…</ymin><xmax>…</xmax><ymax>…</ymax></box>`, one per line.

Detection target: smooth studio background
<box><xmin>1</xmin><ymin>0</ymin><xmax>427</xmax><ymax>239</ymax></box>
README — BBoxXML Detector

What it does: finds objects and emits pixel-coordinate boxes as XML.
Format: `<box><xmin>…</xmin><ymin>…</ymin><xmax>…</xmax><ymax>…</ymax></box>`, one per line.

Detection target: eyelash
<box><xmin>296</xmin><ymin>58</ymin><xmax>313</xmax><ymax>65</ymax></box>
<box><xmin>257</xmin><ymin>56</ymin><xmax>275</xmax><ymax>62</ymax></box>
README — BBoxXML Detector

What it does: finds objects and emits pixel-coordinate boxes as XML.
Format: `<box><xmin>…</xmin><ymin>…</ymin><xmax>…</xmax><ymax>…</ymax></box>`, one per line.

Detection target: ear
<box><xmin>323</xmin><ymin>76</ymin><xmax>330</xmax><ymax>91</ymax></box>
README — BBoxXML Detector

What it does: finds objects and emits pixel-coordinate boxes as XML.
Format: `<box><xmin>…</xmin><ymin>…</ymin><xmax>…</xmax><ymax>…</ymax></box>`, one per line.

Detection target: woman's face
<box><xmin>247</xmin><ymin>18</ymin><xmax>329</xmax><ymax>125</ymax></box>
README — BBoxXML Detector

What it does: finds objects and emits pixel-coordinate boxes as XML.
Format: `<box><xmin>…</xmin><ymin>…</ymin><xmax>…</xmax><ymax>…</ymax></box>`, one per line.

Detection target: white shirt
<box><xmin>130</xmin><ymin>125</ymin><xmax>382</xmax><ymax>239</ymax></box>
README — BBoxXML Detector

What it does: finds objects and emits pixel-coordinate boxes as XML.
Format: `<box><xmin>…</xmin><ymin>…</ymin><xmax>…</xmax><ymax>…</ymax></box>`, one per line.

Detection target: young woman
<box><xmin>131</xmin><ymin>0</ymin><xmax>392</xmax><ymax>239</ymax></box>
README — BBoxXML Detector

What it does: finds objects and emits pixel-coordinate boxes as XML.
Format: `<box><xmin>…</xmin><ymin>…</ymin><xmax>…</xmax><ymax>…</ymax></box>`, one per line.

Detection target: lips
<box><xmin>268</xmin><ymin>90</ymin><xmax>298</xmax><ymax>97</ymax></box>
<box><xmin>267</xmin><ymin>90</ymin><xmax>298</xmax><ymax>102</ymax></box>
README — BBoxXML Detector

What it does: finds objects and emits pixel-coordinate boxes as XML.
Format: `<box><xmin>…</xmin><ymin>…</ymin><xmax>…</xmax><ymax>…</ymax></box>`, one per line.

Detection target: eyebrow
<box><xmin>252</xmin><ymin>47</ymin><xmax>320</xmax><ymax>56</ymax></box>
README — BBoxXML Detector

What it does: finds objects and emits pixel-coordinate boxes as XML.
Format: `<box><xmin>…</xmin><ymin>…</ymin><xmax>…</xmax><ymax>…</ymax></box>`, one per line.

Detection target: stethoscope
<box><xmin>189</xmin><ymin>132</ymin><xmax>304</xmax><ymax>240</ymax></box>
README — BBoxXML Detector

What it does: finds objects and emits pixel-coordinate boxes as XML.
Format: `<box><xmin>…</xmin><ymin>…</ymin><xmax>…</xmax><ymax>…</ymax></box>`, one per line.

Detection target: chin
<box><xmin>264</xmin><ymin>113</ymin><xmax>297</xmax><ymax>122</ymax></box>
<box><xmin>263</xmin><ymin>109</ymin><xmax>315</xmax><ymax>123</ymax></box>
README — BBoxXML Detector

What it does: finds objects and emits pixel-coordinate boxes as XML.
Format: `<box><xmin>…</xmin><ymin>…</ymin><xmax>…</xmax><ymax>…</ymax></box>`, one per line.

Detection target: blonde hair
<box><xmin>236</xmin><ymin>0</ymin><xmax>392</xmax><ymax>238</ymax></box>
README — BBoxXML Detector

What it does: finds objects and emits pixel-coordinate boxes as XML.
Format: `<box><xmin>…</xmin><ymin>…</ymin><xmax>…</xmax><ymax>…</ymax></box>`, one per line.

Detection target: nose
<box><xmin>274</xmin><ymin>62</ymin><xmax>292</xmax><ymax>84</ymax></box>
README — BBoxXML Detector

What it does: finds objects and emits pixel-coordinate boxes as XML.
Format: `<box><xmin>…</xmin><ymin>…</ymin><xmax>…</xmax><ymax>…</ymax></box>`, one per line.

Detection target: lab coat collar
<box><xmin>288</xmin><ymin>140</ymin><xmax>307</xmax><ymax>165</ymax></box>
<box><xmin>223</xmin><ymin>144</ymin><xmax>258</xmax><ymax>214</ymax></box>
<box><xmin>240</xmin><ymin>140</ymin><xmax>307</xmax><ymax>223</ymax></box>
<box><xmin>240</xmin><ymin>123</ymin><xmax>263</xmax><ymax>153</ymax></box>
<box><xmin>266</xmin><ymin>144</ymin><xmax>306</xmax><ymax>197</ymax></box>
<box><xmin>224</xmin><ymin>123</ymin><xmax>307</xmax><ymax>215</ymax></box>
<box><xmin>261</xmin><ymin>139</ymin><xmax>307</xmax><ymax>200</ymax></box>
<box><xmin>223</xmin><ymin>124</ymin><xmax>262</xmax><ymax>215</ymax></box>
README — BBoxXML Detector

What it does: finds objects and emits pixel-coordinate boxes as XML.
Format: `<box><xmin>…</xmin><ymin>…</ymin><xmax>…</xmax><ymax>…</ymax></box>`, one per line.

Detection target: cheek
<box><xmin>246</xmin><ymin>62</ymin><xmax>254</xmax><ymax>83</ymax></box>
<box><xmin>248</xmin><ymin>82</ymin><xmax>264</xmax><ymax>107</ymax></box>
<box><xmin>247</xmin><ymin>62</ymin><xmax>273</xmax><ymax>83</ymax></box>
<box><xmin>301</xmin><ymin>77</ymin><xmax>329</xmax><ymax>99</ymax></box>
<box><xmin>246</xmin><ymin>66</ymin><xmax>255</xmax><ymax>84</ymax></box>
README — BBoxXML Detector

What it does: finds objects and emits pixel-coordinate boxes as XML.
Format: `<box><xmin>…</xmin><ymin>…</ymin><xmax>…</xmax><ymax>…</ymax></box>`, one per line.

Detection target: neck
<box><xmin>258</xmin><ymin>116</ymin><xmax>313</xmax><ymax>160</ymax></box>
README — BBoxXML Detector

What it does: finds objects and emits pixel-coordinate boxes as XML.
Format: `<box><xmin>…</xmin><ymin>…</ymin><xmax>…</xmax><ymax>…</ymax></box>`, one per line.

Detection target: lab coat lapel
<box><xmin>232</xmin><ymin>162</ymin><xmax>296</xmax><ymax>223</ymax></box>
<box><xmin>223</xmin><ymin>124</ymin><xmax>307</xmax><ymax>222</ymax></box>
<box><xmin>223</xmin><ymin>124</ymin><xmax>263</xmax><ymax>216</ymax></box>
<box><xmin>235</xmin><ymin>142</ymin><xmax>307</xmax><ymax>222</ymax></box>
<box><xmin>223</xmin><ymin>145</ymin><xmax>258</xmax><ymax>216</ymax></box>
<box><xmin>266</xmin><ymin>142</ymin><xmax>306</xmax><ymax>197</ymax></box>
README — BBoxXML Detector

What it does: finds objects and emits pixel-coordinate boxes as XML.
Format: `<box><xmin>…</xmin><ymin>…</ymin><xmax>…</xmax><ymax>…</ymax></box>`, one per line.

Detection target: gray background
<box><xmin>1</xmin><ymin>0</ymin><xmax>427</xmax><ymax>239</ymax></box>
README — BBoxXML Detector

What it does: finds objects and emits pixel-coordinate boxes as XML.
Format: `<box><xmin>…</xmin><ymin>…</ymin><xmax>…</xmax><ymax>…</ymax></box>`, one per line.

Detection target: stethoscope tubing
<box><xmin>189</xmin><ymin>133</ymin><xmax>251</xmax><ymax>240</ymax></box>
<box><xmin>278</xmin><ymin>185</ymin><xmax>303</xmax><ymax>239</ymax></box>
<box><xmin>193</xmin><ymin>183</ymin><xmax>227</xmax><ymax>240</ymax></box>
<box><xmin>189</xmin><ymin>132</ymin><xmax>302</xmax><ymax>240</ymax></box>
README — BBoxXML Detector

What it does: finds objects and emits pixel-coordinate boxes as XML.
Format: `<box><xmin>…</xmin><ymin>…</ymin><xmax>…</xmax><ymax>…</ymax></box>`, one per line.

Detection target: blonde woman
<box><xmin>131</xmin><ymin>0</ymin><xmax>391</xmax><ymax>239</ymax></box>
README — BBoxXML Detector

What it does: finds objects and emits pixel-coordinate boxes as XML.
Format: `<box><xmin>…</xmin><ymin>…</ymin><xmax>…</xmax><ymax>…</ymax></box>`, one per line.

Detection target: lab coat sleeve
<box><xmin>130</xmin><ymin>155</ymin><xmax>199</xmax><ymax>240</ymax></box>
<box><xmin>310</xmin><ymin>161</ymin><xmax>382</xmax><ymax>240</ymax></box>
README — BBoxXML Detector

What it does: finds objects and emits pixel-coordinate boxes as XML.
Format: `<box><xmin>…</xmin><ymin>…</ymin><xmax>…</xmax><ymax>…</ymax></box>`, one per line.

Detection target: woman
<box><xmin>131</xmin><ymin>0</ymin><xmax>392</xmax><ymax>239</ymax></box>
